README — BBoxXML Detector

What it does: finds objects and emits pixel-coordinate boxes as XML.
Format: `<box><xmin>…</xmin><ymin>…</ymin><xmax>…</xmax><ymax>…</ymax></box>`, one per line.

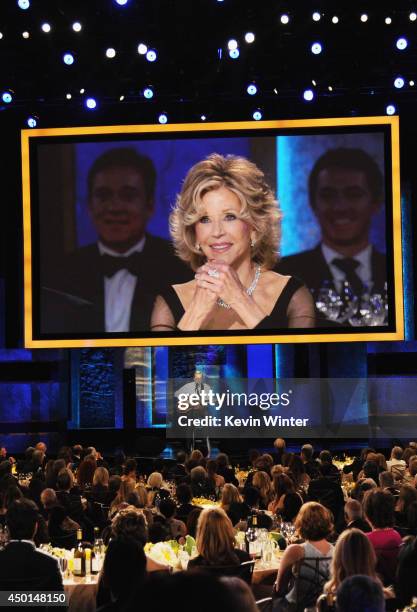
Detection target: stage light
<box><xmin>396</xmin><ymin>37</ymin><xmax>408</xmax><ymax>50</ymax></box>
<box><xmin>201</xmin><ymin>114</ymin><xmax>206</xmax><ymax>121</ymax></box>
<box><xmin>143</xmin><ymin>87</ymin><xmax>154</xmax><ymax>99</ymax></box>
<box><xmin>158</xmin><ymin>113</ymin><xmax>168</xmax><ymax>124</ymax></box>
<box><xmin>2</xmin><ymin>91</ymin><xmax>13</xmax><ymax>104</ymax></box>
<box><xmin>332</xmin><ymin>16</ymin><xmax>339</xmax><ymax>24</ymax></box>
<box><xmin>22</xmin><ymin>31</ymin><xmax>30</xmax><ymax>39</ymax></box>
<box><xmin>72</xmin><ymin>22</ymin><xmax>82</xmax><ymax>32</ymax></box>
<box><xmin>303</xmin><ymin>89</ymin><xmax>314</xmax><ymax>101</ymax></box>
<box><xmin>227</xmin><ymin>39</ymin><xmax>238</xmax><ymax>50</ymax></box>
<box><xmin>253</xmin><ymin>109</ymin><xmax>262</xmax><ymax>120</ymax></box>
<box><xmin>17</xmin><ymin>0</ymin><xmax>30</xmax><ymax>9</ymax></box>
<box><xmin>273</xmin><ymin>88</ymin><xmax>278</xmax><ymax>94</ymax></box>
<box><xmin>80</xmin><ymin>88</ymin><xmax>85</xmax><ymax>94</ymax></box>
<box><xmin>245</xmin><ymin>32</ymin><xmax>255</xmax><ymax>43</ymax></box>
<box><xmin>386</xmin><ymin>104</ymin><xmax>396</xmax><ymax>115</ymax></box>
<box><xmin>229</xmin><ymin>48</ymin><xmax>239</xmax><ymax>58</ymax></box>
<box><xmin>115</xmin><ymin>0</ymin><xmax>129</xmax><ymax>5</ymax></box>
<box><xmin>119</xmin><ymin>95</ymin><xmax>125</xmax><ymax>101</ymax></box>
<box><xmin>137</xmin><ymin>43</ymin><xmax>147</xmax><ymax>55</ymax></box>
<box><xmin>247</xmin><ymin>83</ymin><xmax>257</xmax><ymax>95</ymax></box>
<box><xmin>410</xmin><ymin>80</ymin><xmax>415</xmax><ymax>86</ymax></box>
<box><xmin>66</xmin><ymin>93</ymin><xmax>72</xmax><ymax>99</ymax></box>
<box><xmin>85</xmin><ymin>97</ymin><xmax>97</xmax><ymax>109</ymax></box>
<box><xmin>410</xmin><ymin>12</ymin><xmax>417</xmax><ymax>21</ymax></box>
<box><xmin>280</xmin><ymin>14</ymin><xmax>289</xmax><ymax>24</ymax></box>
<box><xmin>312</xmin><ymin>12</ymin><xmax>321</xmax><ymax>21</ymax></box>
<box><xmin>63</xmin><ymin>53</ymin><xmax>74</xmax><ymax>65</ymax></box>
<box><xmin>385</xmin><ymin>17</ymin><xmax>392</xmax><ymax>25</ymax></box>
<box><xmin>311</xmin><ymin>42</ymin><xmax>322</xmax><ymax>55</ymax></box>
<box><xmin>105</xmin><ymin>48</ymin><xmax>116</xmax><ymax>58</ymax></box>
<box><xmin>0</xmin><ymin>33</ymin><xmax>3</xmax><ymax>40</ymax></box>
<box><xmin>146</xmin><ymin>49</ymin><xmax>157</xmax><ymax>62</ymax></box>
<box><xmin>328</xmin><ymin>85</ymin><xmax>333</xmax><ymax>91</ymax></box>
<box><xmin>394</xmin><ymin>76</ymin><xmax>405</xmax><ymax>88</ymax></box>
<box><xmin>27</xmin><ymin>116</ymin><xmax>37</xmax><ymax>128</ymax></box>
<box><xmin>360</xmin><ymin>14</ymin><xmax>368</xmax><ymax>22</ymax></box>
<box><xmin>41</xmin><ymin>23</ymin><xmax>51</xmax><ymax>33</ymax></box>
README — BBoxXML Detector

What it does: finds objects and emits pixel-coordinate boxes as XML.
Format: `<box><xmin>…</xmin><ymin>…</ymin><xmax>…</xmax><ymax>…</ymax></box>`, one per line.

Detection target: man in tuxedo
<box><xmin>277</xmin><ymin>147</ymin><xmax>386</xmax><ymax>303</ymax></box>
<box><xmin>46</xmin><ymin>147</ymin><xmax>191</xmax><ymax>333</ymax></box>
<box><xmin>0</xmin><ymin>499</ymin><xmax>63</xmax><ymax>596</ymax></box>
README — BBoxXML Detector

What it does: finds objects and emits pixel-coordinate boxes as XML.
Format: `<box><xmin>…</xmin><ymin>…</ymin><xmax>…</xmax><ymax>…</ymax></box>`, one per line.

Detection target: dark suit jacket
<box><xmin>276</xmin><ymin>243</ymin><xmax>386</xmax><ymax>297</ymax></box>
<box><xmin>0</xmin><ymin>541</ymin><xmax>63</xmax><ymax>592</ymax></box>
<box><xmin>43</xmin><ymin>234</ymin><xmax>192</xmax><ymax>334</ymax></box>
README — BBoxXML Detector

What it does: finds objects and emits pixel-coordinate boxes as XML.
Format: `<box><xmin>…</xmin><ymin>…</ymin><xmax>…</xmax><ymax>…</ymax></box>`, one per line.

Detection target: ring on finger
<box><xmin>207</xmin><ymin>268</ymin><xmax>220</xmax><ymax>278</ymax></box>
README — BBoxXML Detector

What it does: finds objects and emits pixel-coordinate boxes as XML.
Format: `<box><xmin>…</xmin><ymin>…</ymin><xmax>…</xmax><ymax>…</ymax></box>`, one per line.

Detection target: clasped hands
<box><xmin>194</xmin><ymin>261</ymin><xmax>245</xmax><ymax>311</ymax></box>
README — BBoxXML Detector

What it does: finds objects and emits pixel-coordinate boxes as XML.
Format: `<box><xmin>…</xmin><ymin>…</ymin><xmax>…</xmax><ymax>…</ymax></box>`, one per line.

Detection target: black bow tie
<box><xmin>332</xmin><ymin>257</ymin><xmax>364</xmax><ymax>296</ymax></box>
<box><xmin>100</xmin><ymin>252</ymin><xmax>143</xmax><ymax>278</ymax></box>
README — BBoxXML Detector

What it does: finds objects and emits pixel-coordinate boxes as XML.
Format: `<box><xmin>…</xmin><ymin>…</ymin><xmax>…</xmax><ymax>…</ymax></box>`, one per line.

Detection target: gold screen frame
<box><xmin>21</xmin><ymin>116</ymin><xmax>403</xmax><ymax>348</ymax></box>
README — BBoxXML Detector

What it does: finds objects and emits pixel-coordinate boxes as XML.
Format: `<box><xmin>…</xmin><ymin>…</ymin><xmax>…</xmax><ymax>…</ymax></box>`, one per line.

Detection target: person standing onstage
<box><xmin>0</xmin><ymin>499</ymin><xmax>64</xmax><ymax>598</ymax></box>
<box><xmin>174</xmin><ymin>370</ymin><xmax>212</xmax><ymax>453</ymax></box>
<box><xmin>277</xmin><ymin>147</ymin><xmax>386</xmax><ymax>304</ymax></box>
<box><xmin>48</xmin><ymin>147</ymin><xmax>191</xmax><ymax>333</ymax></box>
<box><xmin>151</xmin><ymin>153</ymin><xmax>315</xmax><ymax>332</ymax></box>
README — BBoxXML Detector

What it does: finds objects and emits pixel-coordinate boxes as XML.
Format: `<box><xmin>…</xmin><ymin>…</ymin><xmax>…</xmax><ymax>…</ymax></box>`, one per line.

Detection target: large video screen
<box><xmin>21</xmin><ymin>117</ymin><xmax>403</xmax><ymax>347</ymax></box>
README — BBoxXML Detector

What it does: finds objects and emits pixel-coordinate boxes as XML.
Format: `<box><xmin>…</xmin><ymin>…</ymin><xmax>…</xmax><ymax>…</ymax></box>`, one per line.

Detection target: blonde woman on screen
<box><xmin>151</xmin><ymin>154</ymin><xmax>315</xmax><ymax>331</ymax></box>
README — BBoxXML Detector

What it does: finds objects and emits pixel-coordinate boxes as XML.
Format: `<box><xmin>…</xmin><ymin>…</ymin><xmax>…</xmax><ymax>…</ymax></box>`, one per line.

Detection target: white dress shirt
<box><xmin>98</xmin><ymin>237</ymin><xmax>145</xmax><ymax>332</ymax></box>
<box><xmin>321</xmin><ymin>243</ymin><xmax>373</xmax><ymax>293</ymax></box>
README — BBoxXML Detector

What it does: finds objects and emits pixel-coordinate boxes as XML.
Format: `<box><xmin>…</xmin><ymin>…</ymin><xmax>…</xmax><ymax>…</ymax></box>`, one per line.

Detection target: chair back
<box><xmin>192</xmin><ymin>559</ymin><xmax>256</xmax><ymax>585</ymax></box>
<box><xmin>292</xmin><ymin>555</ymin><xmax>333</xmax><ymax>610</ymax></box>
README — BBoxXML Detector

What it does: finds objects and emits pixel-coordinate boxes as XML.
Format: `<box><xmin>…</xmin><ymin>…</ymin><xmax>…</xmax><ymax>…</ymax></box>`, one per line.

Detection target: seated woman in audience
<box><xmin>109</xmin><ymin>479</ymin><xmax>136</xmax><ymax>518</ymax></box>
<box><xmin>121</xmin><ymin>458</ymin><xmax>137</xmax><ymax>483</ymax></box>
<box><xmin>186</xmin><ymin>507</ymin><xmax>203</xmax><ymax>539</ymax></box>
<box><xmin>76</xmin><ymin>456</ymin><xmax>97</xmax><ymax>492</ymax></box>
<box><xmin>206</xmin><ymin>459</ymin><xmax>225</xmax><ymax>495</ymax></box>
<box><xmin>351</xmin><ymin>477</ymin><xmax>377</xmax><ymax>503</ymax></box>
<box><xmin>188</xmin><ymin>507</ymin><xmax>251</xmax><ymax>568</ymax></box>
<box><xmin>268</xmin><ymin>473</ymin><xmax>296</xmax><ymax>515</ymax></box>
<box><xmin>273</xmin><ymin>502</ymin><xmax>334</xmax><ymax>611</ymax></box>
<box><xmin>375</xmin><ymin>453</ymin><xmax>388</xmax><ymax>473</ymax></box>
<box><xmin>157</xmin><ymin>498</ymin><xmax>187</xmax><ymax>540</ymax></box>
<box><xmin>48</xmin><ymin>504</ymin><xmax>80</xmax><ymax>549</ymax></box>
<box><xmin>220</xmin><ymin>483</ymin><xmax>243</xmax><ymax>515</ymax></box>
<box><xmin>190</xmin><ymin>466</ymin><xmax>215</xmax><ymax>499</ymax></box>
<box><xmin>215</xmin><ymin>453</ymin><xmax>238</xmax><ymax>486</ymax></box>
<box><xmin>322</xmin><ymin>528</ymin><xmax>393</xmax><ymax>604</ymax></box>
<box><xmin>363</xmin><ymin>488</ymin><xmax>402</xmax><ymax>586</ymax></box>
<box><xmin>176</xmin><ymin>484</ymin><xmax>195</xmax><ymax>522</ymax></box>
<box><xmin>394</xmin><ymin>483</ymin><xmax>417</xmax><ymax>530</ymax></box>
<box><xmin>252</xmin><ymin>470</ymin><xmax>273</xmax><ymax>510</ymax></box>
<box><xmin>287</xmin><ymin>455</ymin><xmax>310</xmax><ymax>495</ymax></box>
<box><xmin>396</xmin><ymin>535</ymin><xmax>417</xmax><ymax>608</ymax></box>
<box><xmin>90</xmin><ymin>467</ymin><xmax>113</xmax><ymax>505</ymax></box>
<box><xmin>45</xmin><ymin>459</ymin><xmax>66</xmax><ymax>490</ymax></box>
<box><xmin>98</xmin><ymin>537</ymin><xmax>147</xmax><ymax>611</ymax></box>
<box><xmin>146</xmin><ymin>472</ymin><xmax>170</xmax><ymax>506</ymax></box>
<box><xmin>189</xmin><ymin>449</ymin><xmax>205</xmax><ymax>465</ymax></box>
<box><xmin>342</xmin><ymin>447</ymin><xmax>374</xmax><ymax>482</ymax></box>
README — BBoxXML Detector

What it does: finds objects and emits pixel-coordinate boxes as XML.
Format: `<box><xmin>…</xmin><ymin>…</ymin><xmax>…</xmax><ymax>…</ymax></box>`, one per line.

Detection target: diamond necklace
<box><xmin>217</xmin><ymin>264</ymin><xmax>261</xmax><ymax>309</ymax></box>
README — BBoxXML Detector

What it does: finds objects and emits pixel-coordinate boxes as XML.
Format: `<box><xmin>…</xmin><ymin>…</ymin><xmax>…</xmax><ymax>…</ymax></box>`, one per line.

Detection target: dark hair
<box><xmin>396</xmin><ymin>537</ymin><xmax>417</xmax><ymax>607</ymax></box>
<box><xmin>301</xmin><ymin>445</ymin><xmax>314</xmax><ymax>461</ymax></box>
<box><xmin>248</xmin><ymin>449</ymin><xmax>260</xmax><ymax>464</ymax></box>
<box><xmin>123</xmin><ymin>458</ymin><xmax>137</xmax><ymax>477</ymax></box>
<box><xmin>363</xmin><ymin>461</ymin><xmax>379</xmax><ymax>483</ymax></box>
<box><xmin>101</xmin><ymin>538</ymin><xmax>146</xmax><ymax>602</ymax></box>
<box><xmin>109</xmin><ymin>475</ymin><xmax>122</xmax><ymax>495</ymax></box>
<box><xmin>336</xmin><ymin>575</ymin><xmax>385</xmax><ymax>612</ymax></box>
<box><xmin>215</xmin><ymin>453</ymin><xmax>229</xmax><ymax>470</ymax></box>
<box><xmin>56</xmin><ymin>468</ymin><xmax>72</xmax><ymax>491</ymax></box>
<box><xmin>186</xmin><ymin>507</ymin><xmax>203</xmax><ymax>538</ymax></box>
<box><xmin>176</xmin><ymin>451</ymin><xmax>187</xmax><ymax>464</ymax></box>
<box><xmin>308</xmin><ymin>147</ymin><xmax>383</xmax><ymax>208</ymax></box>
<box><xmin>4</xmin><ymin>486</ymin><xmax>23</xmax><ymax>509</ymax></box>
<box><xmin>243</xmin><ymin>486</ymin><xmax>261</xmax><ymax>508</ymax></box>
<box><xmin>6</xmin><ymin>499</ymin><xmax>39</xmax><ymax>540</ymax></box>
<box><xmin>319</xmin><ymin>450</ymin><xmax>333</xmax><ymax>464</ymax></box>
<box><xmin>77</xmin><ymin>458</ymin><xmax>96</xmax><ymax>489</ymax></box>
<box><xmin>159</xmin><ymin>498</ymin><xmax>176</xmax><ymax>519</ymax></box>
<box><xmin>273</xmin><ymin>473</ymin><xmax>295</xmax><ymax>498</ymax></box>
<box><xmin>87</xmin><ymin>147</ymin><xmax>156</xmax><ymax>203</ymax></box>
<box><xmin>176</xmin><ymin>483</ymin><xmax>192</xmax><ymax>505</ymax></box>
<box><xmin>363</xmin><ymin>488</ymin><xmax>395</xmax><ymax>528</ymax></box>
<box><xmin>282</xmin><ymin>492</ymin><xmax>303</xmax><ymax>522</ymax></box>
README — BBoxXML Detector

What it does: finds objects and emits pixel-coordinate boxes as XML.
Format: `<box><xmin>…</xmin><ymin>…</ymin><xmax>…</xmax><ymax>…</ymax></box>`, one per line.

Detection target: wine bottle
<box><xmin>246</xmin><ymin>515</ymin><xmax>257</xmax><ymax>557</ymax></box>
<box><xmin>73</xmin><ymin>529</ymin><xmax>86</xmax><ymax>577</ymax></box>
<box><xmin>91</xmin><ymin>527</ymin><xmax>104</xmax><ymax>575</ymax></box>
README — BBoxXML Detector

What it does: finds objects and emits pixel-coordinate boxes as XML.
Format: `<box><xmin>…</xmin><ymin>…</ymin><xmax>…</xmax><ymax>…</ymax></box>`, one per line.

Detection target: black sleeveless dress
<box><xmin>159</xmin><ymin>276</ymin><xmax>305</xmax><ymax>330</ymax></box>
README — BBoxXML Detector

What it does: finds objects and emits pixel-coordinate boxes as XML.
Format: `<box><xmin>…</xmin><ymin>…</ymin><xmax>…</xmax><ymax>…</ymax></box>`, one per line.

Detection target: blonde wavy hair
<box><xmin>220</xmin><ymin>483</ymin><xmax>242</xmax><ymax>511</ymax></box>
<box><xmin>195</xmin><ymin>507</ymin><xmax>238</xmax><ymax>565</ymax></box>
<box><xmin>170</xmin><ymin>153</ymin><xmax>282</xmax><ymax>271</ymax></box>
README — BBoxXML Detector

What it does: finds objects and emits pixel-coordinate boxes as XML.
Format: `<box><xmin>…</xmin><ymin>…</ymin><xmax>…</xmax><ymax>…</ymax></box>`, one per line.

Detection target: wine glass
<box><xmin>337</xmin><ymin>281</ymin><xmax>359</xmax><ymax>323</ymax></box>
<box><xmin>316</xmin><ymin>282</ymin><xmax>342</xmax><ymax>321</ymax></box>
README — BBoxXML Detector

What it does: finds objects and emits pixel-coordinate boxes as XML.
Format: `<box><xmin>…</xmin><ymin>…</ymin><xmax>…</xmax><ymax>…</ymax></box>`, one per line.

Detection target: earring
<box><xmin>250</xmin><ymin>238</ymin><xmax>256</xmax><ymax>247</ymax></box>
<box><xmin>196</xmin><ymin>243</ymin><xmax>201</xmax><ymax>251</ymax></box>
